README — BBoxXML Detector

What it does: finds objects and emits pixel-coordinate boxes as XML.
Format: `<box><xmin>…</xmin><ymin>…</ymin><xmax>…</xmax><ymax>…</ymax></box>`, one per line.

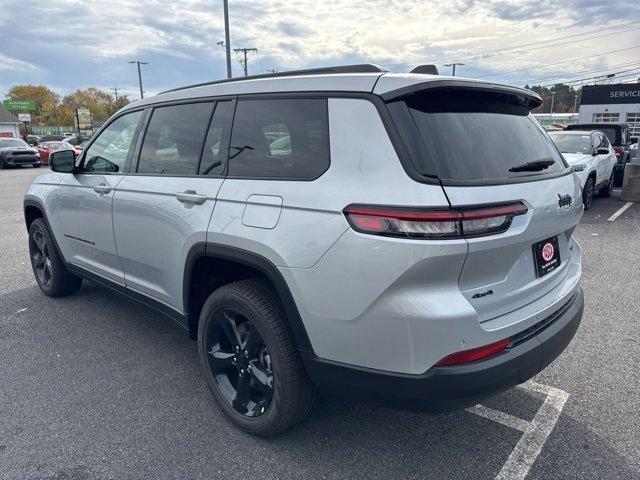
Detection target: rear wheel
<box><xmin>28</xmin><ymin>218</ymin><xmax>82</xmax><ymax>296</ymax></box>
<box><xmin>33</xmin><ymin>163</ymin><xmax>41</xmax><ymax>168</ymax></box>
<box><xmin>582</xmin><ymin>177</ymin><xmax>595</xmax><ymax>210</ymax></box>
<box><xmin>0</xmin><ymin>157</ymin><xmax>6</xmax><ymax>169</ymax></box>
<box><xmin>599</xmin><ymin>170</ymin><xmax>615</xmax><ymax>197</ymax></box>
<box><xmin>198</xmin><ymin>279</ymin><xmax>316</xmax><ymax>436</ymax></box>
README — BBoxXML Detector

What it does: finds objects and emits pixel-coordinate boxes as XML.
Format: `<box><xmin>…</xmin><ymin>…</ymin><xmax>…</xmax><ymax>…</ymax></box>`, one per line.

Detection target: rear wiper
<box><xmin>509</xmin><ymin>158</ymin><xmax>555</xmax><ymax>172</ymax></box>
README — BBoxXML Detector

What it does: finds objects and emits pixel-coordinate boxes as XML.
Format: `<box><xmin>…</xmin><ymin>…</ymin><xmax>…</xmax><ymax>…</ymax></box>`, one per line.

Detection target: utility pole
<box><xmin>233</xmin><ymin>48</ymin><xmax>257</xmax><ymax>76</ymax></box>
<box><xmin>550</xmin><ymin>91</ymin><xmax>556</xmax><ymax>118</ymax></box>
<box><xmin>222</xmin><ymin>0</ymin><xmax>232</xmax><ymax>78</ymax></box>
<box><xmin>110</xmin><ymin>87</ymin><xmax>120</xmax><ymax>101</ymax></box>
<box><xmin>444</xmin><ymin>62</ymin><xmax>465</xmax><ymax>76</ymax></box>
<box><xmin>129</xmin><ymin>60</ymin><xmax>148</xmax><ymax>99</ymax></box>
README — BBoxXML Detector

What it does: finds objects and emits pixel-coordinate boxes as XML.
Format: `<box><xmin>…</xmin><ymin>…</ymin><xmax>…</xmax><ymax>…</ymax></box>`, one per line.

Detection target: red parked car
<box><xmin>35</xmin><ymin>141</ymin><xmax>79</xmax><ymax>164</ymax></box>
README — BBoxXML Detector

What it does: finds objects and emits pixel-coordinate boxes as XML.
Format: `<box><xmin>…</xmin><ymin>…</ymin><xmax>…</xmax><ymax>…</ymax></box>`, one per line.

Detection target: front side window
<box><xmin>228</xmin><ymin>98</ymin><xmax>329</xmax><ymax>179</ymax></box>
<box><xmin>137</xmin><ymin>102</ymin><xmax>214</xmax><ymax>175</ymax></box>
<box><xmin>82</xmin><ymin>110</ymin><xmax>142</xmax><ymax>173</ymax></box>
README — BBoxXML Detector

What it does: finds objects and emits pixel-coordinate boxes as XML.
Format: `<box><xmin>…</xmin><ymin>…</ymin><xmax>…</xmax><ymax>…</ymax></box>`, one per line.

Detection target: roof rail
<box><xmin>159</xmin><ymin>64</ymin><xmax>386</xmax><ymax>95</ymax></box>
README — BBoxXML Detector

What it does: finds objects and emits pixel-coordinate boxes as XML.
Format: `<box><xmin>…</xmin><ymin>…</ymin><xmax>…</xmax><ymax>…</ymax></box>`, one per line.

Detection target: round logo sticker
<box><xmin>542</xmin><ymin>242</ymin><xmax>555</xmax><ymax>263</ymax></box>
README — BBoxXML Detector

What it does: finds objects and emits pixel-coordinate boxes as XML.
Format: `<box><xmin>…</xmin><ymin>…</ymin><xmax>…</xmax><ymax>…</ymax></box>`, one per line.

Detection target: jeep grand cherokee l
<box><xmin>24</xmin><ymin>64</ymin><xmax>584</xmax><ymax>436</ymax></box>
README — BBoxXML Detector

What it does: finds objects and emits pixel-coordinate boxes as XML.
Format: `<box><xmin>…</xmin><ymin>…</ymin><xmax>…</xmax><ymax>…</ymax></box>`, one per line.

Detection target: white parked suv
<box><xmin>24</xmin><ymin>64</ymin><xmax>584</xmax><ymax>436</ymax></box>
<box><xmin>548</xmin><ymin>130</ymin><xmax>617</xmax><ymax>209</ymax></box>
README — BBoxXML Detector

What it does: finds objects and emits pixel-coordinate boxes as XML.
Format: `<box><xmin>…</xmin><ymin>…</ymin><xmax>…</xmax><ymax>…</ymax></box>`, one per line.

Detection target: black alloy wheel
<box><xmin>30</xmin><ymin>228</ymin><xmax>53</xmax><ymax>288</ymax></box>
<box><xmin>204</xmin><ymin>307</ymin><xmax>274</xmax><ymax>417</ymax></box>
<box><xmin>583</xmin><ymin>177</ymin><xmax>595</xmax><ymax>210</ymax></box>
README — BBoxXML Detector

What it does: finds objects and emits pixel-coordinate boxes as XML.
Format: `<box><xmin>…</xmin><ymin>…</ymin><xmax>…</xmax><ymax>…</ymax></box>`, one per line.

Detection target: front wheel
<box><xmin>599</xmin><ymin>170</ymin><xmax>615</xmax><ymax>197</ymax></box>
<box><xmin>198</xmin><ymin>279</ymin><xmax>316</xmax><ymax>436</ymax></box>
<box><xmin>28</xmin><ymin>218</ymin><xmax>82</xmax><ymax>296</ymax></box>
<box><xmin>582</xmin><ymin>177</ymin><xmax>595</xmax><ymax>210</ymax></box>
<box><xmin>0</xmin><ymin>157</ymin><xmax>6</xmax><ymax>169</ymax></box>
<box><xmin>33</xmin><ymin>163</ymin><xmax>41</xmax><ymax>168</ymax></box>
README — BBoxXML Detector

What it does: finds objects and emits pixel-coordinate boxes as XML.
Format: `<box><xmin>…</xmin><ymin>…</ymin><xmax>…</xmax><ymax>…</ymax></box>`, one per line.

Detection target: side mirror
<box><xmin>596</xmin><ymin>147</ymin><xmax>609</xmax><ymax>155</ymax></box>
<box><xmin>49</xmin><ymin>150</ymin><xmax>76</xmax><ymax>173</ymax></box>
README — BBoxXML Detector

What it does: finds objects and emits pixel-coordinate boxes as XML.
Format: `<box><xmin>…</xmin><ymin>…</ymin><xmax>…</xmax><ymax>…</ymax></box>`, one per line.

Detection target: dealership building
<box><xmin>0</xmin><ymin>104</ymin><xmax>20</xmax><ymax>138</ymax></box>
<box><xmin>578</xmin><ymin>83</ymin><xmax>640</xmax><ymax>139</ymax></box>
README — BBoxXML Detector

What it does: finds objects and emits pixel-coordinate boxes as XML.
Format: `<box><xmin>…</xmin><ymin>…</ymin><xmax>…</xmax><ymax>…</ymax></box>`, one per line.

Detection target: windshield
<box><xmin>390</xmin><ymin>90</ymin><xmax>567</xmax><ymax>182</ymax></box>
<box><xmin>548</xmin><ymin>133</ymin><xmax>592</xmax><ymax>155</ymax></box>
<box><xmin>0</xmin><ymin>139</ymin><xmax>28</xmax><ymax>148</ymax></box>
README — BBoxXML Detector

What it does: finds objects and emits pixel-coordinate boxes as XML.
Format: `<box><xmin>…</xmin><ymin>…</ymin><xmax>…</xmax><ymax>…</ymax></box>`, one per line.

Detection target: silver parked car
<box><xmin>23</xmin><ymin>64</ymin><xmax>584</xmax><ymax>436</ymax></box>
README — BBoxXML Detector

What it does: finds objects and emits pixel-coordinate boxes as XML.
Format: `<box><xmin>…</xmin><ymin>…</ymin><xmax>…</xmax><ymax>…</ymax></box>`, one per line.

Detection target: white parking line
<box><xmin>607</xmin><ymin>202</ymin><xmax>634</xmax><ymax>222</ymax></box>
<box><xmin>466</xmin><ymin>381</ymin><xmax>569</xmax><ymax>480</ymax></box>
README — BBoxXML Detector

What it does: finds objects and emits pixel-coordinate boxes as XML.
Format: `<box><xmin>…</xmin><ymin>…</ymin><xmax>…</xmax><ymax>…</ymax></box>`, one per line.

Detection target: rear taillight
<box><xmin>435</xmin><ymin>338</ymin><xmax>510</xmax><ymax>367</ymax></box>
<box><xmin>343</xmin><ymin>202</ymin><xmax>527</xmax><ymax>239</ymax></box>
<box><xmin>614</xmin><ymin>147</ymin><xmax>623</xmax><ymax>157</ymax></box>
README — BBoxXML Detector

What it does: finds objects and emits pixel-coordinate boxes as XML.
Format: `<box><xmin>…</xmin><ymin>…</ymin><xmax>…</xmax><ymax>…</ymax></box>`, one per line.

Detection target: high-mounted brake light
<box><xmin>435</xmin><ymin>338</ymin><xmax>510</xmax><ymax>367</ymax></box>
<box><xmin>343</xmin><ymin>203</ymin><xmax>527</xmax><ymax>239</ymax></box>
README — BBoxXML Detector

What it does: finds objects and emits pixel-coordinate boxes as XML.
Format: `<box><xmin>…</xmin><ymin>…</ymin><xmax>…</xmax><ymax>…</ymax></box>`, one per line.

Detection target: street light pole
<box><xmin>550</xmin><ymin>91</ymin><xmax>556</xmax><ymax>119</ymax></box>
<box><xmin>444</xmin><ymin>62</ymin><xmax>465</xmax><ymax>76</ymax></box>
<box><xmin>223</xmin><ymin>0</ymin><xmax>232</xmax><ymax>78</ymax></box>
<box><xmin>129</xmin><ymin>60</ymin><xmax>148</xmax><ymax>99</ymax></box>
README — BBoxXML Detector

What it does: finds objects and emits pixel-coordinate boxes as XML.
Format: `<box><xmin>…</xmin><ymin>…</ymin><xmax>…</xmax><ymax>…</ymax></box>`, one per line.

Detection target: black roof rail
<box><xmin>159</xmin><ymin>64</ymin><xmax>386</xmax><ymax>95</ymax></box>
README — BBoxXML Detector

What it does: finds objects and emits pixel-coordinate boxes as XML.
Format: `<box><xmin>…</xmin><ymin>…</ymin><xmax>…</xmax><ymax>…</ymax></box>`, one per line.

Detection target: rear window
<box><xmin>567</xmin><ymin>124</ymin><xmax>621</xmax><ymax>145</ymax></box>
<box><xmin>228</xmin><ymin>98</ymin><xmax>329</xmax><ymax>179</ymax></box>
<box><xmin>390</xmin><ymin>90</ymin><xmax>568</xmax><ymax>183</ymax></box>
<box><xmin>548</xmin><ymin>133</ymin><xmax>592</xmax><ymax>155</ymax></box>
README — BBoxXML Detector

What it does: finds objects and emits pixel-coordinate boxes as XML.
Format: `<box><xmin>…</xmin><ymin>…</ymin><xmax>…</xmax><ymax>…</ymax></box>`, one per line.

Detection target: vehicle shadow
<box><xmin>0</xmin><ymin>281</ymin><xmax>636</xmax><ymax>480</ymax></box>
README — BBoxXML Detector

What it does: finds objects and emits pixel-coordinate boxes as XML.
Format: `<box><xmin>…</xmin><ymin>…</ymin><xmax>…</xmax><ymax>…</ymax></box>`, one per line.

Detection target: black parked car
<box><xmin>0</xmin><ymin>138</ymin><xmax>41</xmax><ymax>168</ymax></box>
<box><xmin>565</xmin><ymin>123</ymin><xmax>632</xmax><ymax>186</ymax></box>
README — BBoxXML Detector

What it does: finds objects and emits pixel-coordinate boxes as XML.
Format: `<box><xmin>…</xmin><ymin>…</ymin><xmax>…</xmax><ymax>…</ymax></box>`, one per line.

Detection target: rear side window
<box><xmin>199</xmin><ymin>101</ymin><xmax>234</xmax><ymax>176</ymax></box>
<box><xmin>137</xmin><ymin>102</ymin><xmax>214</xmax><ymax>175</ymax></box>
<box><xmin>228</xmin><ymin>98</ymin><xmax>329</xmax><ymax>179</ymax></box>
<box><xmin>390</xmin><ymin>90</ymin><xmax>568</xmax><ymax>183</ymax></box>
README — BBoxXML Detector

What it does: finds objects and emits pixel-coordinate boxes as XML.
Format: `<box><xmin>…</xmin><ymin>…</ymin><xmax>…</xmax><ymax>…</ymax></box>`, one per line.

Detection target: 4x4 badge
<box><xmin>558</xmin><ymin>193</ymin><xmax>572</xmax><ymax>208</ymax></box>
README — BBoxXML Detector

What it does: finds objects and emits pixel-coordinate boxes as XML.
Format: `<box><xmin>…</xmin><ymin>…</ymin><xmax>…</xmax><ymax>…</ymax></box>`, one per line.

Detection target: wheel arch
<box><xmin>183</xmin><ymin>243</ymin><xmax>314</xmax><ymax>353</ymax></box>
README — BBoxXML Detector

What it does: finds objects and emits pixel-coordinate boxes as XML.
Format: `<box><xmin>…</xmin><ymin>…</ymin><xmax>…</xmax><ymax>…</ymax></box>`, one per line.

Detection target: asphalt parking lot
<box><xmin>1</xmin><ymin>167</ymin><xmax>639</xmax><ymax>480</ymax></box>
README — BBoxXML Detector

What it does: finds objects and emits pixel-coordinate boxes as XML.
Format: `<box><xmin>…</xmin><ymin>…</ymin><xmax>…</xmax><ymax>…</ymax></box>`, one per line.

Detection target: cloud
<box><xmin>0</xmin><ymin>0</ymin><xmax>639</xmax><ymax>96</ymax></box>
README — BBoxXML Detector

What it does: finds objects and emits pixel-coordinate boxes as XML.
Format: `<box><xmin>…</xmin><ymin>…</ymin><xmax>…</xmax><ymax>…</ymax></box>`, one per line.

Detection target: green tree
<box><xmin>6</xmin><ymin>85</ymin><xmax>60</xmax><ymax>125</ymax></box>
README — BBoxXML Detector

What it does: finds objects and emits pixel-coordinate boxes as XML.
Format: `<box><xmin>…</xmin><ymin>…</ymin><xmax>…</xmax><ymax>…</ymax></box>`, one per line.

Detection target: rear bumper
<box><xmin>302</xmin><ymin>287</ymin><xmax>583</xmax><ymax>412</ymax></box>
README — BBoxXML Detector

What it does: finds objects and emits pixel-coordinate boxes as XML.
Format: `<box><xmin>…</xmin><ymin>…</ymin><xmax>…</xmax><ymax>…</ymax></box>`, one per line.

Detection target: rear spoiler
<box><xmin>380</xmin><ymin>79</ymin><xmax>542</xmax><ymax>110</ymax></box>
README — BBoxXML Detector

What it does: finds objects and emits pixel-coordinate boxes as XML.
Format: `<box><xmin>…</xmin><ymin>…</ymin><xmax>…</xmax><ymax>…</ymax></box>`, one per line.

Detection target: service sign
<box><xmin>581</xmin><ymin>84</ymin><xmax>640</xmax><ymax>105</ymax></box>
<box><xmin>18</xmin><ymin>113</ymin><xmax>31</xmax><ymax>122</ymax></box>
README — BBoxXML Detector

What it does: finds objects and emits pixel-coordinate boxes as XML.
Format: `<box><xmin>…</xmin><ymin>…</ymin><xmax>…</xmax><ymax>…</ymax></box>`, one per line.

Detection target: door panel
<box><xmin>57</xmin><ymin>173</ymin><xmax>125</xmax><ymax>283</ymax></box>
<box><xmin>111</xmin><ymin>100</ymin><xmax>232</xmax><ymax>312</ymax></box>
<box><xmin>56</xmin><ymin>109</ymin><xmax>144</xmax><ymax>284</ymax></box>
<box><xmin>112</xmin><ymin>176</ymin><xmax>222</xmax><ymax>310</ymax></box>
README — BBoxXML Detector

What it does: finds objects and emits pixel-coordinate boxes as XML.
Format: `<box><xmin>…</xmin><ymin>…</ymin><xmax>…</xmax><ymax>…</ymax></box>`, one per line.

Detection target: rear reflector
<box><xmin>344</xmin><ymin>203</ymin><xmax>527</xmax><ymax>239</ymax></box>
<box><xmin>435</xmin><ymin>338</ymin><xmax>511</xmax><ymax>367</ymax></box>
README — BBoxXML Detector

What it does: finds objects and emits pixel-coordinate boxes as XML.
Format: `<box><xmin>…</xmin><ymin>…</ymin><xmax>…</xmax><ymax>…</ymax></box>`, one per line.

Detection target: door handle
<box><xmin>93</xmin><ymin>183</ymin><xmax>111</xmax><ymax>194</ymax></box>
<box><xmin>176</xmin><ymin>190</ymin><xmax>207</xmax><ymax>205</ymax></box>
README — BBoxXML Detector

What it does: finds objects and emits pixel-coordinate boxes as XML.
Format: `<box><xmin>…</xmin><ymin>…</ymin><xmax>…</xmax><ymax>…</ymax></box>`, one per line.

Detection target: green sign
<box><xmin>3</xmin><ymin>100</ymin><xmax>36</xmax><ymax>111</ymax></box>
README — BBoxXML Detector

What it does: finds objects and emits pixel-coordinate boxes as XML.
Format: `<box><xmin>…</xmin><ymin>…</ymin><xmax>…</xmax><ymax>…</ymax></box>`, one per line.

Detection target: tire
<box><xmin>599</xmin><ymin>170</ymin><xmax>615</xmax><ymax>197</ymax></box>
<box><xmin>198</xmin><ymin>279</ymin><xmax>316</xmax><ymax>436</ymax></box>
<box><xmin>28</xmin><ymin>218</ymin><xmax>82</xmax><ymax>297</ymax></box>
<box><xmin>0</xmin><ymin>157</ymin><xmax>6</xmax><ymax>169</ymax></box>
<box><xmin>582</xmin><ymin>177</ymin><xmax>595</xmax><ymax>210</ymax></box>
<box><xmin>33</xmin><ymin>163</ymin><xmax>41</xmax><ymax>168</ymax></box>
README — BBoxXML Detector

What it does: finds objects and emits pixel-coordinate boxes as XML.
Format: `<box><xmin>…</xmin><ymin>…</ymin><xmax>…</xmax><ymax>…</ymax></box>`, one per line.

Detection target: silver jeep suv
<box><xmin>24</xmin><ymin>64</ymin><xmax>584</xmax><ymax>436</ymax></box>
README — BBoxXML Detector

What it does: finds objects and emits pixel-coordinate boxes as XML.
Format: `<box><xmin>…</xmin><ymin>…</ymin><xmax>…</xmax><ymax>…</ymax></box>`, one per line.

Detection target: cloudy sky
<box><xmin>1</xmin><ymin>0</ymin><xmax>639</xmax><ymax>100</ymax></box>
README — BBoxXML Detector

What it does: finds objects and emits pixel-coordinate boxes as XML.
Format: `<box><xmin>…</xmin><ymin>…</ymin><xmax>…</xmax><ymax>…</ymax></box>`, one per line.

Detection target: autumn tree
<box><xmin>527</xmin><ymin>83</ymin><xmax>578</xmax><ymax>114</ymax></box>
<box><xmin>6</xmin><ymin>85</ymin><xmax>61</xmax><ymax>125</ymax></box>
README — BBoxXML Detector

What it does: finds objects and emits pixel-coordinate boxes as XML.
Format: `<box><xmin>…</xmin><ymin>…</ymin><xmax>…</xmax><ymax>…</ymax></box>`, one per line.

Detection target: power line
<box><xmin>385</xmin><ymin>18</ymin><xmax>640</xmax><ymax>70</ymax></box>
<box><xmin>522</xmin><ymin>60</ymin><xmax>640</xmax><ymax>85</ymax></box>
<box><xmin>533</xmin><ymin>67</ymin><xmax>640</xmax><ymax>89</ymax></box>
<box><xmin>475</xmin><ymin>44</ymin><xmax>640</xmax><ymax>79</ymax></box>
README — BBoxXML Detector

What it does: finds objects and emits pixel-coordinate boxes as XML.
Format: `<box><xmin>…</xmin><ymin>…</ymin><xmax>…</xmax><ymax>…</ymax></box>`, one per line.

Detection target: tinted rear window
<box><xmin>567</xmin><ymin>124</ymin><xmax>621</xmax><ymax>145</ymax></box>
<box><xmin>228</xmin><ymin>98</ymin><xmax>329</xmax><ymax>179</ymax></box>
<box><xmin>391</xmin><ymin>90</ymin><xmax>568</xmax><ymax>183</ymax></box>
